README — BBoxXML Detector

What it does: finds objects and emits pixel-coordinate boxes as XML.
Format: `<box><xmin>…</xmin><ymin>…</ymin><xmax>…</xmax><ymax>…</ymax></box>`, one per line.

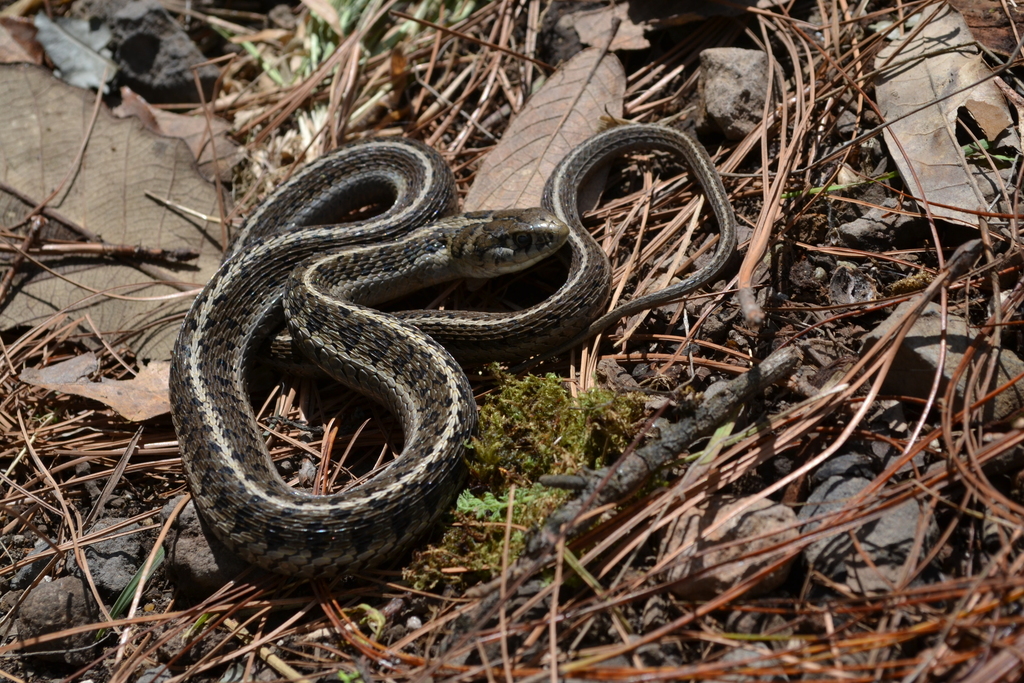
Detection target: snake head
<box><xmin>449</xmin><ymin>208</ymin><xmax>570</xmax><ymax>278</ymax></box>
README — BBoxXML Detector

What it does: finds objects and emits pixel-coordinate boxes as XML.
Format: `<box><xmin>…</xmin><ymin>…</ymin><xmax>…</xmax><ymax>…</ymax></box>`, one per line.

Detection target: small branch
<box><xmin>0</xmin><ymin>216</ymin><xmax>43</xmax><ymax>306</ymax></box>
<box><xmin>0</xmin><ymin>240</ymin><xmax>199</xmax><ymax>263</ymax></box>
<box><xmin>0</xmin><ymin>180</ymin><xmax>103</xmax><ymax>242</ymax></box>
<box><xmin>456</xmin><ymin>345</ymin><xmax>804</xmax><ymax>644</ymax></box>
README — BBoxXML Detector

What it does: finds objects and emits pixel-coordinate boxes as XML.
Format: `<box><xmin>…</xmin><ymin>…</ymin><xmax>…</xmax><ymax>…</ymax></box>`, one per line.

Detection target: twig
<box><xmin>0</xmin><ymin>216</ymin><xmax>43</xmax><ymax>307</ymax></box>
<box><xmin>453</xmin><ymin>345</ymin><xmax>803</xmax><ymax>649</ymax></box>
<box><xmin>0</xmin><ymin>240</ymin><xmax>199</xmax><ymax>263</ymax></box>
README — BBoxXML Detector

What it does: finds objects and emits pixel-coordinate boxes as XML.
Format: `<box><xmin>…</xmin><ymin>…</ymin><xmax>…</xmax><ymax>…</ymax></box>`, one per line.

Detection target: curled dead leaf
<box><xmin>21</xmin><ymin>353</ymin><xmax>170</xmax><ymax>421</ymax></box>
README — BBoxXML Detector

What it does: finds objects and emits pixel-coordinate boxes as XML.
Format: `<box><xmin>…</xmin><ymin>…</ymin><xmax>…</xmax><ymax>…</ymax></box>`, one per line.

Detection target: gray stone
<box><xmin>836</xmin><ymin>201</ymin><xmax>927</xmax><ymax>251</ymax></box>
<box><xmin>137</xmin><ymin>666</ymin><xmax>173</xmax><ymax>683</ymax></box>
<box><xmin>163</xmin><ymin>498</ymin><xmax>269</xmax><ymax>597</ymax></box>
<box><xmin>799</xmin><ymin>477</ymin><xmax>868</xmax><ymax>577</ymax></box>
<box><xmin>867</xmin><ymin>401</ymin><xmax>923</xmax><ymax>470</ymax></box>
<box><xmin>711</xmin><ymin>643</ymin><xmax>787</xmax><ymax>682</ymax></box>
<box><xmin>812</xmin><ymin>453</ymin><xmax>875</xmax><ymax>485</ymax></box>
<box><xmin>696</xmin><ymin>48</ymin><xmax>768</xmax><ymax>140</ymax></box>
<box><xmin>68</xmin><ymin>519</ymin><xmax>148</xmax><ymax>600</ymax></box>
<box><xmin>11</xmin><ymin>539</ymin><xmax>53</xmax><ymax>590</ymax></box>
<box><xmin>980</xmin><ymin>442</ymin><xmax>1024</xmax><ymax>478</ymax></box>
<box><xmin>799</xmin><ymin>476</ymin><xmax>938</xmax><ymax>594</ymax></box>
<box><xmin>862</xmin><ymin>301</ymin><xmax>1024</xmax><ymax>421</ymax></box>
<box><xmin>0</xmin><ymin>588</ymin><xmax>22</xmax><ymax>621</ymax></box>
<box><xmin>111</xmin><ymin>0</ymin><xmax>218</xmax><ymax>103</ymax></box>
<box><xmin>16</xmin><ymin>576</ymin><xmax>102</xmax><ymax>664</ymax></box>
<box><xmin>665</xmin><ymin>495</ymin><xmax>798</xmax><ymax>600</ymax></box>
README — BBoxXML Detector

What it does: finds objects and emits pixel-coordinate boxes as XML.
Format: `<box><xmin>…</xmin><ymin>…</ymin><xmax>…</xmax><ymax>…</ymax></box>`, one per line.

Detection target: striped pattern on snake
<box><xmin>170</xmin><ymin>125</ymin><xmax>736</xmax><ymax>577</ymax></box>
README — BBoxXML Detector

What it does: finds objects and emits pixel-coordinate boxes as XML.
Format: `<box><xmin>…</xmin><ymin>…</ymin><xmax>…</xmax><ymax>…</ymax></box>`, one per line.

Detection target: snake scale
<box><xmin>169</xmin><ymin>124</ymin><xmax>737</xmax><ymax>577</ymax></box>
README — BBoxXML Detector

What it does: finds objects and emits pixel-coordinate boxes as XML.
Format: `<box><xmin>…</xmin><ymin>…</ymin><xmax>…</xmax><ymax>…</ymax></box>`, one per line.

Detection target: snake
<box><xmin>169</xmin><ymin>124</ymin><xmax>737</xmax><ymax>577</ymax></box>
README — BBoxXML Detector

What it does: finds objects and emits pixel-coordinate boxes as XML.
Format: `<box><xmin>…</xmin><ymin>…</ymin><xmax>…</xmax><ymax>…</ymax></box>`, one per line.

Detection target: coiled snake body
<box><xmin>170</xmin><ymin>125</ymin><xmax>736</xmax><ymax>577</ymax></box>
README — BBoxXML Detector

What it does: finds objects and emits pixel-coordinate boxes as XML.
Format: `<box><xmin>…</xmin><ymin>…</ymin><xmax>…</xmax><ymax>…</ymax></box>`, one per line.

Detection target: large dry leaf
<box><xmin>875</xmin><ymin>5</ymin><xmax>1018</xmax><ymax>226</ymax></box>
<box><xmin>0</xmin><ymin>63</ymin><xmax>224</xmax><ymax>359</ymax></box>
<box><xmin>565</xmin><ymin>5</ymin><xmax>651</xmax><ymax>52</ymax></box>
<box><xmin>463</xmin><ymin>47</ymin><xmax>626</xmax><ymax>211</ymax></box>
<box><xmin>21</xmin><ymin>352</ymin><xmax>171</xmax><ymax>421</ymax></box>
<box><xmin>113</xmin><ymin>86</ymin><xmax>241</xmax><ymax>182</ymax></box>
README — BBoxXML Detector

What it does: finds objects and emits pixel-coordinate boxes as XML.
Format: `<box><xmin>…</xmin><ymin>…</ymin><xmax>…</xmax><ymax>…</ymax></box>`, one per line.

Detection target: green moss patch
<box><xmin>404</xmin><ymin>368</ymin><xmax>645</xmax><ymax>590</ymax></box>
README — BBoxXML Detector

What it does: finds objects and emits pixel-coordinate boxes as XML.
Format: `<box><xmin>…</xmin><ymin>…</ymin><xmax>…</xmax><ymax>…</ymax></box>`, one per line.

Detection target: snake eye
<box><xmin>514</xmin><ymin>233</ymin><xmax>533</xmax><ymax>248</ymax></box>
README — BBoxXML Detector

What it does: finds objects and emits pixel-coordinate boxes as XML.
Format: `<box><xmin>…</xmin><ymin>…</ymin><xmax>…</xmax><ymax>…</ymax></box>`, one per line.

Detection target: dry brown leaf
<box><xmin>0</xmin><ymin>16</ymin><xmax>42</xmax><ymax>64</ymax></box>
<box><xmin>21</xmin><ymin>354</ymin><xmax>170</xmax><ymax>421</ymax></box>
<box><xmin>875</xmin><ymin>5</ymin><xmax>1018</xmax><ymax>226</ymax></box>
<box><xmin>0</xmin><ymin>64</ymin><xmax>224</xmax><ymax>360</ymax></box>
<box><xmin>565</xmin><ymin>5</ymin><xmax>650</xmax><ymax>52</ymax></box>
<box><xmin>20</xmin><ymin>351</ymin><xmax>98</xmax><ymax>384</ymax></box>
<box><xmin>464</xmin><ymin>48</ymin><xmax>625</xmax><ymax>212</ymax></box>
<box><xmin>113</xmin><ymin>86</ymin><xmax>242</xmax><ymax>182</ymax></box>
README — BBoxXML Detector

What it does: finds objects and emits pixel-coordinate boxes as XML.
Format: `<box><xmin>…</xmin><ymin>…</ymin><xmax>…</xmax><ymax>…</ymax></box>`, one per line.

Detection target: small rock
<box><xmin>980</xmin><ymin>442</ymin><xmax>1024</xmax><ymax>478</ymax></box>
<box><xmin>715</xmin><ymin>643</ymin><xmax>787</xmax><ymax>682</ymax></box>
<box><xmin>869</xmin><ymin>400</ymin><xmax>908</xmax><ymax>462</ymax></box>
<box><xmin>596</xmin><ymin>358</ymin><xmax>642</xmax><ymax>393</ymax></box>
<box><xmin>69</xmin><ymin>0</ymin><xmax>130</xmax><ymax>23</ymax></box>
<box><xmin>862</xmin><ymin>301</ymin><xmax>1024</xmax><ymax>420</ymax></box>
<box><xmin>836</xmin><ymin>201</ymin><xmax>927</xmax><ymax>250</ymax></box>
<box><xmin>799</xmin><ymin>477</ymin><xmax>938</xmax><ymax>594</ymax></box>
<box><xmin>137</xmin><ymin>667</ymin><xmax>173</xmax><ymax>683</ymax></box>
<box><xmin>111</xmin><ymin>0</ymin><xmax>219</xmax><ymax>103</ymax></box>
<box><xmin>696</xmin><ymin>48</ymin><xmax>768</xmax><ymax>140</ymax></box>
<box><xmin>726</xmin><ymin>609</ymin><xmax>792</xmax><ymax>638</ymax></box>
<box><xmin>17</xmin><ymin>576</ymin><xmax>102</xmax><ymax>664</ymax></box>
<box><xmin>11</xmin><ymin>538</ymin><xmax>53</xmax><ymax>590</ymax></box>
<box><xmin>0</xmin><ymin>588</ymin><xmax>23</xmax><ymax>619</ymax></box>
<box><xmin>812</xmin><ymin>452</ymin><xmax>875</xmax><ymax>485</ymax></box>
<box><xmin>664</xmin><ymin>495</ymin><xmax>798</xmax><ymax>600</ymax></box>
<box><xmin>635</xmin><ymin>642</ymin><xmax>666</xmax><ymax>666</ymax></box>
<box><xmin>800</xmin><ymin>477</ymin><xmax>867</xmax><ymax>578</ymax></box>
<box><xmin>163</xmin><ymin>498</ymin><xmax>269</xmax><ymax>597</ymax></box>
<box><xmin>68</xmin><ymin>519</ymin><xmax>148</xmax><ymax>600</ymax></box>
<box><xmin>701</xmin><ymin>311</ymin><xmax>732</xmax><ymax>343</ymax></box>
